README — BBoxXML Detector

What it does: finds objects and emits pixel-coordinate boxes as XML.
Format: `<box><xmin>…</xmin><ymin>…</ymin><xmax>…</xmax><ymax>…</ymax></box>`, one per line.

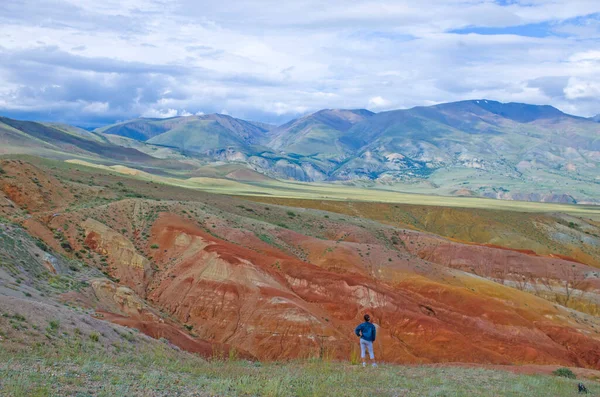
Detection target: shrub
<box><xmin>150</xmin><ymin>244</ymin><xmax>159</xmax><ymax>249</ymax></box>
<box><xmin>552</xmin><ymin>367</ymin><xmax>576</xmax><ymax>379</ymax></box>
<box><xmin>89</xmin><ymin>332</ymin><xmax>100</xmax><ymax>342</ymax></box>
<box><xmin>46</xmin><ymin>320</ymin><xmax>60</xmax><ymax>334</ymax></box>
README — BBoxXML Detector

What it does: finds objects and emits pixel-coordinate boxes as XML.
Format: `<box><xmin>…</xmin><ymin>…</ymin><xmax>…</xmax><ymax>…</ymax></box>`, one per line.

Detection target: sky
<box><xmin>1</xmin><ymin>0</ymin><xmax>600</xmax><ymax>127</ymax></box>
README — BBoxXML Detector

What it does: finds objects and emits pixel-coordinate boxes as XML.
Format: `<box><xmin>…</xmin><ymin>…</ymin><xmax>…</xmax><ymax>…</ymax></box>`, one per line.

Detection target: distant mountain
<box><xmin>592</xmin><ymin>114</ymin><xmax>600</xmax><ymax>122</ymax></box>
<box><xmin>2</xmin><ymin>99</ymin><xmax>599</xmax><ymax>203</ymax></box>
<box><xmin>41</xmin><ymin>122</ymin><xmax>108</xmax><ymax>143</ymax></box>
<box><xmin>0</xmin><ymin>117</ymin><xmax>195</xmax><ymax>172</ymax></box>
<box><xmin>268</xmin><ymin>109</ymin><xmax>374</xmax><ymax>158</ymax></box>
<box><xmin>325</xmin><ymin>100</ymin><xmax>599</xmax><ymax>201</ymax></box>
<box><xmin>97</xmin><ymin>114</ymin><xmax>272</xmax><ymax>154</ymax></box>
<box><xmin>0</xmin><ymin>117</ymin><xmax>157</xmax><ymax>162</ymax></box>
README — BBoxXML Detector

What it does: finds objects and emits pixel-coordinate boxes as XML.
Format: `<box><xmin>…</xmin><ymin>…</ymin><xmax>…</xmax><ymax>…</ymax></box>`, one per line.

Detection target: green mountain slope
<box><xmin>42</xmin><ymin>122</ymin><xmax>108</xmax><ymax>143</ymax></box>
<box><xmin>324</xmin><ymin>100</ymin><xmax>600</xmax><ymax>202</ymax></box>
<box><xmin>147</xmin><ymin>119</ymin><xmax>253</xmax><ymax>153</ymax></box>
<box><xmin>0</xmin><ymin>117</ymin><xmax>164</xmax><ymax>164</ymax></box>
<box><xmin>268</xmin><ymin>109</ymin><xmax>374</xmax><ymax>158</ymax></box>
<box><xmin>98</xmin><ymin>114</ymin><xmax>271</xmax><ymax>154</ymax></box>
<box><xmin>95</xmin><ymin>118</ymin><xmax>171</xmax><ymax>141</ymax></box>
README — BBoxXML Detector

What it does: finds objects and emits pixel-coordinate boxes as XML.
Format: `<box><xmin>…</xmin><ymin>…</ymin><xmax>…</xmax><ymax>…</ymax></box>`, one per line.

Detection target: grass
<box><xmin>63</xmin><ymin>159</ymin><xmax>600</xmax><ymax>220</ymax></box>
<box><xmin>0</xmin><ymin>339</ymin><xmax>596</xmax><ymax>397</ymax></box>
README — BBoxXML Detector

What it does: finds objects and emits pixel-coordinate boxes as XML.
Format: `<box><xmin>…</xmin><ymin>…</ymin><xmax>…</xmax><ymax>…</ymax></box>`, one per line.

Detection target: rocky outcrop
<box><xmin>82</xmin><ymin>218</ymin><xmax>152</xmax><ymax>296</ymax></box>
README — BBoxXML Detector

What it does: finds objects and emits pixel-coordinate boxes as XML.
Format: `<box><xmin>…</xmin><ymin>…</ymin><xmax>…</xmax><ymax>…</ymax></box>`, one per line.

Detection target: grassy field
<box><xmin>64</xmin><ymin>159</ymin><xmax>600</xmax><ymax>220</ymax></box>
<box><xmin>1</xmin><ymin>339</ymin><xmax>595</xmax><ymax>397</ymax></box>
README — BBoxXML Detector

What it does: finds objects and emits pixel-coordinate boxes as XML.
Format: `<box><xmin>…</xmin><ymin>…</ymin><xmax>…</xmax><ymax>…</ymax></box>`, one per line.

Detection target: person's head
<box><xmin>364</xmin><ymin>314</ymin><xmax>371</xmax><ymax>322</ymax></box>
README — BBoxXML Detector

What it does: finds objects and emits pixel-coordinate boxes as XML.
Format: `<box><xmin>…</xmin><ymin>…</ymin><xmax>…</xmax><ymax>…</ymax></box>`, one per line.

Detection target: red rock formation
<box><xmin>4</xmin><ymin>161</ymin><xmax>600</xmax><ymax>369</ymax></box>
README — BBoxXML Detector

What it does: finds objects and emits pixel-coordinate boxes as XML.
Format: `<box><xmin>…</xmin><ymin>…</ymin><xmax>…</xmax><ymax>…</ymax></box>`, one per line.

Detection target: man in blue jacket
<box><xmin>355</xmin><ymin>314</ymin><xmax>377</xmax><ymax>367</ymax></box>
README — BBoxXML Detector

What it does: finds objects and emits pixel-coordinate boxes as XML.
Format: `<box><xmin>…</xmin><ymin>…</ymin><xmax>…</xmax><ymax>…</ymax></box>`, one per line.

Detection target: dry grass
<box><xmin>1</xmin><ymin>337</ymin><xmax>597</xmax><ymax>397</ymax></box>
<box><xmin>62</xmin><ymin>158</ymin><xmax>600</xmax><ymax>220</ymax></box>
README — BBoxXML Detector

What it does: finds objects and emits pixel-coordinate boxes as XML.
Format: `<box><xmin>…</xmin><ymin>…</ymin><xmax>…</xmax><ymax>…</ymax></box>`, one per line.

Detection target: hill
<box><xmin>0</xmin><ymin>116</ymin><xmax>159</xmax><ymax>163</ymax></box>
<box><xmin>98</xmin><ymin>114</ymin><xmax>271</xmax><ymax>154</ymax></box>
<box><xmin>1</xmin><ymin>156</ymin><xmax>600</xmax><ymax>369</ymax></box>
<box><xmin>268</xmin><ymin>109</ymin><xmax>374</xmax><ymax>158</ymax></box>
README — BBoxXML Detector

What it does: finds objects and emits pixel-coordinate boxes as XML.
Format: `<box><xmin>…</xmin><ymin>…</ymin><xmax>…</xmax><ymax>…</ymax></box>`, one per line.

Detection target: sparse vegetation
<box><xmin>0</xmin><ymin>340</ymin><xmax>594</xmax><ymax>397</ymax></box>
<box><xmin>89</xmin><ymin>331</ymin><xmax>100</xmax><ymax>342</ymax></box>
<box><xmin>552</xmin><ymin>367</ymin><xmax>576</xmax><ymax>379</ymax></box>
<box><xmin>46</xmin><ymin>319</ymin><xmax>60</xmax><ymax>334</ymax></box>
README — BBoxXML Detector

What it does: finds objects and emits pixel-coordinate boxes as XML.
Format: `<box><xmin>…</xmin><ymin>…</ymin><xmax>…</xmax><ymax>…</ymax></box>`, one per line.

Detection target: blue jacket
<box><xmin>355</xmin><ymin>322</ymin><xmax>376</xmax><ymax>342</ymax></box>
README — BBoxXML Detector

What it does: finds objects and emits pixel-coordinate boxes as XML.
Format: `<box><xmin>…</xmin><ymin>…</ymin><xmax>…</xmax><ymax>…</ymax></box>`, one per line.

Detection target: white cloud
<box><xmin>141</xmin><ymin>108</ymin><xmax>179</xmax><ymax>118</ymax></box>
<box><xmin>0</xmin><ymin>0</ymin><xmax>600</xmax><ymax>124</ymax></box>
<box><xmin>368</xmin><ymin>96</ymin><xmax>392</xmax><ymax>109</ymax></box>
<box><xmin>564</xmin><ymin>77</ymin><xmax>600</xmax><ymax>99</ymax></box>
<box><xmin>81</xmin><ymin>101</ymin><xmax>109</xmax><ymax>113</ymax></box>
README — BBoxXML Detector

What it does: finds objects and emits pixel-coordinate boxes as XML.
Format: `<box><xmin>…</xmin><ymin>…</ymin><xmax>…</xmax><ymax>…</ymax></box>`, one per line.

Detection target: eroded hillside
<box><xmin>2</xmin><ymin>157</ymin><xmax>600</xmax><ymax>369</ymax></box>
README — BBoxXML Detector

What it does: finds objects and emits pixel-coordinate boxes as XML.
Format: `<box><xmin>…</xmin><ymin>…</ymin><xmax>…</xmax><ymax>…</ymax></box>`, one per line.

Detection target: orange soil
<box><xmin>133</xmin><ymin>212</ymin><xmax>600</xmax><ymax>366</ymax></box>
<box><xmin>245</xmin><ymin>197</ymin><xmax>600</xmax><ymax>268</ymax></box>
<box><xmin>4</xmin><ymin>161</ymin><xmax>600</xmax><ymax>369</ymax></box>
<box><xmin>98</xmin><ymin>311</ymin><xmax>253</xmax><ymax>359</ymax></box>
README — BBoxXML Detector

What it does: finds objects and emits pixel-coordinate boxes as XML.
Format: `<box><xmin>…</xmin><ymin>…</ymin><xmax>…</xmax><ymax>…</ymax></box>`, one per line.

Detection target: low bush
<box><xmin>552</xmin><ymin>367</ymin><xmax>576</xmax><ymax>379</ymax></box>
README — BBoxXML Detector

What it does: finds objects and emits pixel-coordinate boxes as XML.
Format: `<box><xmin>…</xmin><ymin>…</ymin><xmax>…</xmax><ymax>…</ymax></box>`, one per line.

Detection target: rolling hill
<box><xmin>0</xmin><ymin>116</ymin><xmax>157</xmax><ymax>163</ymax></box>
<box><xmin>98</xmin><ymin>114</ymin><xmax>273</xmax><ymax>154</ymax></box>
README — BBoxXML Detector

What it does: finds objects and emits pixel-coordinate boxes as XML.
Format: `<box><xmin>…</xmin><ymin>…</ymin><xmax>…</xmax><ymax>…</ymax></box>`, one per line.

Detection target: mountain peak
<box><xmin>431</xmin><ymin>99</ymin><xmax>566</xmax><ymax>123</ymax></box>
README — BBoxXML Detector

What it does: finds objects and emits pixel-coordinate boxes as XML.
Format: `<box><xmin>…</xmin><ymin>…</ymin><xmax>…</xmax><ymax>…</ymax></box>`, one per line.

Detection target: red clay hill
<box><xmin>2</xmin><ymin>158</ymin><xmax>600</xmax><ymax>367</ymax></box>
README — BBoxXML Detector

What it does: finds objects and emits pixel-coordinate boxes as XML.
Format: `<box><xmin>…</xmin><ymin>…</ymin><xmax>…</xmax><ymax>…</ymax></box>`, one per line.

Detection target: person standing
<box><xmin>355</xmin><ymin>314</ymin><xmax>377</xmax><ymax>367</ymax></box>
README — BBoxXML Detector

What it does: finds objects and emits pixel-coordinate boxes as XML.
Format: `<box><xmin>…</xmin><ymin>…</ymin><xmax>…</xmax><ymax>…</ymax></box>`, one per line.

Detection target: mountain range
<box><xmin>1</xmin><ymin>99</ymin><xmax>599</xmax><ymax>204</ymax></box>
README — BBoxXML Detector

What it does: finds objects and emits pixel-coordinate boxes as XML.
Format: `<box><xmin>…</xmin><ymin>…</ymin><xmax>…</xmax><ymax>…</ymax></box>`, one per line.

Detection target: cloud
<box><xmin>141</xmin><ymin>108</ymin><xmax>179</xmax><ymax>118</ymax></box>
<box><xmin>564</xmin><ymin>77</ymin><xmax>600</xmax><ymax>99</ymax></box>
<box><xmin>368</xmin><ymin>96</ymin><xmax>392</xmax><ymax>109</ymax></box>
<box><xmin>0</xmin><ymin>0</ymin><xmax>599</xmax><ymax>126</ymax></box>
<box><xmin>82</xmin><ymin>101</ymin><xmax>109</xmax><ymax>113</ymax></box>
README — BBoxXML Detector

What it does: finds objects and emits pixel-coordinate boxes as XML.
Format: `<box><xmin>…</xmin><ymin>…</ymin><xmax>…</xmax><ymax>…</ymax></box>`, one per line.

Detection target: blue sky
<box><xmin>1</xmin><ymin>0</ymin><xmax>599</xmax><ymax>126</ymax></box>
